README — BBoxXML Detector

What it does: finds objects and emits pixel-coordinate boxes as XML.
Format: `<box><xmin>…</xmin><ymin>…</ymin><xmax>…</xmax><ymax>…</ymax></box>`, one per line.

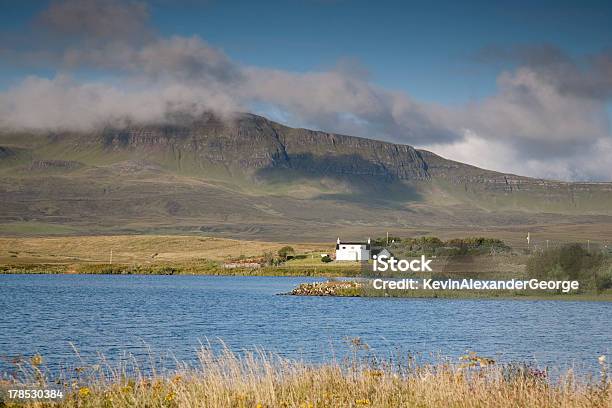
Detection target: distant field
<box><xmin>0</xmin><ymin>235</ymin><xmax>331</xmax><ymax>265</ymax></box>
<box><xmin>1</xmin><ymin>229</ymin><xmax>609</xmax><ymax>268</ymax></box>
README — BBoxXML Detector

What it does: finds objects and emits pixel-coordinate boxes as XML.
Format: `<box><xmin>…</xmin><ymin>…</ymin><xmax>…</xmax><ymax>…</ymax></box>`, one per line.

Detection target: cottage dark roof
<box><xmin>336</xmin><ymin>242</ymin><xmax>371</xmax><ymax>250</ymax></box>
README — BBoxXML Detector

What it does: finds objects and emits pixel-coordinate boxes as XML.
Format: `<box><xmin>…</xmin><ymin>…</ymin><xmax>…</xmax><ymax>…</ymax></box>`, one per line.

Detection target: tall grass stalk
<box><xmin>1</xmin><ymin>346</ymin><xmax>609</xmax><ymax>407</ymax></box>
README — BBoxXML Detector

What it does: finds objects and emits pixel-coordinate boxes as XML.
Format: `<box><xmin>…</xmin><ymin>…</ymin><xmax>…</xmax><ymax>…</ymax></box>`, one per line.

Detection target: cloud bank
<box><xmin>0</xmin><ymin>0</ymin><xmax>611</xmax><ymax>181</ymax></box>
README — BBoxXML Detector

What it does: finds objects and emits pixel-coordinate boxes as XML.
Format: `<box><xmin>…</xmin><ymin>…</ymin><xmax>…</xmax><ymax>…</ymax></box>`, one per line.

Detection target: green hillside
<box><xmin>1</xmin><ymin>113</ymin><xmax>612</xmax><ymax>240</ymax></box>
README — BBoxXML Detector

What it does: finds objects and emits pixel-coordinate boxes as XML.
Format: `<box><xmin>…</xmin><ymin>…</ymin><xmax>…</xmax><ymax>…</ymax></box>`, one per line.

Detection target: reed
<box><xmin>1</xmin><ymin>345</ymin><xmax>609</xmax><ymax>407</ymax></box>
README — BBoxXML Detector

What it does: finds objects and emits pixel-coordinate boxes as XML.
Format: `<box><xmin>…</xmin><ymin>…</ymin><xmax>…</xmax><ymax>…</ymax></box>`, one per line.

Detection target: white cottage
<box><xmin>335</xmin><ymin>237</ymin><xmax>371</xmax><ymax>261</ymax></box>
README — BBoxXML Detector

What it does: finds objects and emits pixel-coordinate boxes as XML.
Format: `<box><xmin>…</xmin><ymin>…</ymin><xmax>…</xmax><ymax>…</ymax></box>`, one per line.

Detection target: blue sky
<box><xmin>2</xmin><ymin>0</ymin><xmax>611</xmax><ymax>102</ymax></box>
<box><xmin>0</xmin><ymin>0</ymin><xmax>611</xmax><ymax>180</ymax></box>
<box><xmin>153</xmin><ymin>0</ymin><xmax>611</xmax><ymax>102</ymax></box>
<box><xmin>164</xmin><ymin>0</ymin><xmax>612</xmax><ymax>105</ymax></box>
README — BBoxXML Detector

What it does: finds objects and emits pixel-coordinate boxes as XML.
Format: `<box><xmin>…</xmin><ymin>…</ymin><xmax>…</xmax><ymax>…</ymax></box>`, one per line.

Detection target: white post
<box><xmin>109</xmin><ymin>249</ymin><xmax>113</xmax><ymax>265</ymax></box>
<box><xmin>526</xmin><ymin>232</ymin><xmax>530</xmax><ymax>248</ymax></box>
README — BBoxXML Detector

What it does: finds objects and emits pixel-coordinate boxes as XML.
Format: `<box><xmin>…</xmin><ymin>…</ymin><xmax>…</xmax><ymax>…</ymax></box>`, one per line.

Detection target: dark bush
<box><xmin>401</xmin><ymin>236</ymin><xmax>444</xmax><ymax>254</ymax></box>
<box><xmin>278</xmin><ymin>246</ymin><xmax>295</xmax><ymax>260</ymax></box>
<box><xmin>445</xmin><ymin>237</ymin><xmax>510</xmax><ymax>254</ymax></box>
<box><xmin>371</xmin><ymin>236</ymin><xmax>402</xmax><ymax>246</ymax></box>
<box><xmin>596</xmin><ymin>274</ymin><xmax>612</xmax><ymax>292</ymax></box>
<box><xmin>526</xmin><ymin>243</ymin><xmax>607</xmax><ymax>289</ymax></box>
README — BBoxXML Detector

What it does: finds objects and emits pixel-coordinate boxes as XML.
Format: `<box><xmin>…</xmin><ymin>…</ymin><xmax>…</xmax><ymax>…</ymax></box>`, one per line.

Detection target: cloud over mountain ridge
<box><xmin>1</xmin><ymin>0</ymin><xmax>611</xmax><ymax>181</ymax></box>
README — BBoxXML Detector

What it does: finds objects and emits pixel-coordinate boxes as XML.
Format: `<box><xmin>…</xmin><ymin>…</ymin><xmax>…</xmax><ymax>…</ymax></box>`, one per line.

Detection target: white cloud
<box><xmin>0</xmin><ymin>75</ymin><xmax>241</xmax><ymax>131</ymax></box>
<box><xmin>425</xmin><ymin>127</ymin><xmax>612</xmax><ymax>182</ymax></box>
<box><xmin>1</xmin><ymin>0</ymin><xmax>611</xmax><ymax>181</ymax></box>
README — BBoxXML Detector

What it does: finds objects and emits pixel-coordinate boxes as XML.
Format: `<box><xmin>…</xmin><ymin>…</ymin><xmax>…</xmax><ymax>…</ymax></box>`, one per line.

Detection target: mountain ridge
<box><xmin>1</xmin><ymin>112</ymin><xmax>611</xmax><ymax>240</ymax></box>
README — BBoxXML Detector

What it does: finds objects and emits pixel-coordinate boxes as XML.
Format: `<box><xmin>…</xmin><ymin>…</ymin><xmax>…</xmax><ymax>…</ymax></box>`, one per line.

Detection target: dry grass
<box><xmin>2</xmin><ymin>347</ymin><xmax>609</xmax><ymax>408</ymax></box>
<box><xmin>0</xmin><ymin>235</ymin><xmax>330</xmax><ymax>264</ymax></box>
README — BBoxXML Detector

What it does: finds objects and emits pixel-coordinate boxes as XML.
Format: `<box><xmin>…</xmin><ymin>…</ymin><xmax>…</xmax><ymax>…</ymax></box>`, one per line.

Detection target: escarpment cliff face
<box><xmin>31</xmin><ymin>112</ymin><xmax>612</xmax><ymax>200</ymax></box>
<box><xmin>1</xmin><ymin>112</ymin><xmax>612</xmax><ymax>239</ymax></box>
<box><xmin>93</xmin><ymin>113</ymin><xmax>612</xmax><ymax>191</ymax></box>
<box><xmin>98</xmin><ymin>114</ymin><xmax>288</xmax><ymax>170</ymax></box>
<box><xmin>95</xmin><ymin>113</ymin><xmax>432</xmax><ymax>180</ymax></box>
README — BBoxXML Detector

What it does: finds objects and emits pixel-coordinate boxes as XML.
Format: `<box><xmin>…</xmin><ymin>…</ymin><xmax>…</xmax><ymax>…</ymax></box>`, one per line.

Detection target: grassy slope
<box><xmin>2</xmin><ymin>124</ymin><xmax>612</xmax><ymax>241</ymax></box>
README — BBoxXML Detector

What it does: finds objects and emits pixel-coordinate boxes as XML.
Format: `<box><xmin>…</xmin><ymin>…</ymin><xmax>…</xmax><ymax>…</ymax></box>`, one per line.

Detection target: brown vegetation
<box><xmin>2</xmin><ymin>347</ymin><xmax>609</xmax><ymax>408</ymax></box>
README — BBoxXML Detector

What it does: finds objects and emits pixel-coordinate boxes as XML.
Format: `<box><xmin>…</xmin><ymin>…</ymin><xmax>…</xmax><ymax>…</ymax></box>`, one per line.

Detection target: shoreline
<box><xmin>0</xmin><ymin>261</ymin><xmax>361</xmax><ymax>277</ymax></box>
